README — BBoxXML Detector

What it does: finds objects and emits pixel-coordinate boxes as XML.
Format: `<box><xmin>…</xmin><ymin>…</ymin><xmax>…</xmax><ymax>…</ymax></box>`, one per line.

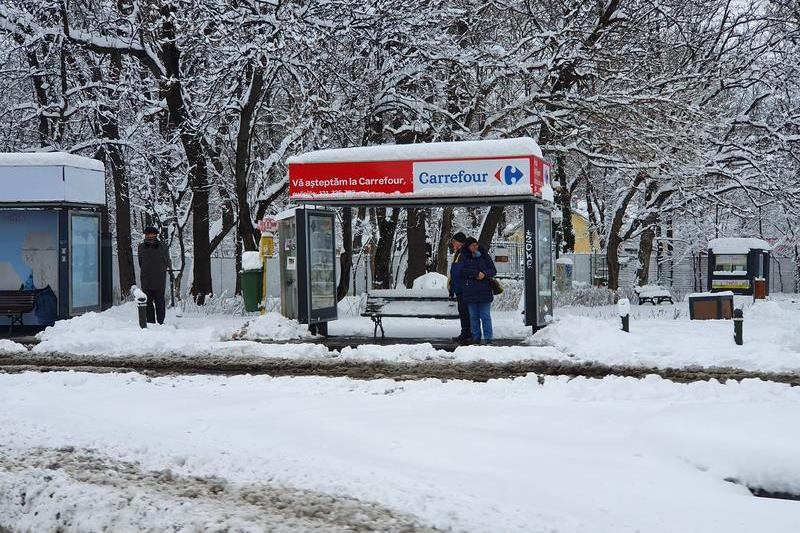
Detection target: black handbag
<box><xmin>490</xmin><ymin>277</ymin><xmax>503</xmax><ymax>295</ymax></box>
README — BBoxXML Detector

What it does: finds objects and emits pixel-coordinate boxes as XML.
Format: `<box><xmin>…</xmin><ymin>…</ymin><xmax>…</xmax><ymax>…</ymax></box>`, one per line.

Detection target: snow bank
<box><xmin>530</xmin><ymin>310</ymin><xmax>800</xmax><ymax>372</ymax></box>
<box><xmin>235</xmin><ymin>312</ymin><xmax>316</xmax><ymax>341</ymax></box>
<box><xmin>33</xmin><ymin>303</ymin><xmax>246</xmax><ymax>357</ymax></box>
<box><xmin>0</xmin><ymin>339</ymin><xmax>27</xmax><ymax>354</ymax></box>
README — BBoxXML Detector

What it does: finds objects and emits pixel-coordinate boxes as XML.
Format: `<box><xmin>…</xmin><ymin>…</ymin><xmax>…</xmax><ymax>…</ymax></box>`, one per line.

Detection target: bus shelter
<box><xmin>285</xmin><ymin>137</ymin><xmax>555</xmax><ymax>334</ymax></box>
<box><xmin>0</xmin><ymin>153</ymin><xmax>112</xmax><ymax>329</ymax></box>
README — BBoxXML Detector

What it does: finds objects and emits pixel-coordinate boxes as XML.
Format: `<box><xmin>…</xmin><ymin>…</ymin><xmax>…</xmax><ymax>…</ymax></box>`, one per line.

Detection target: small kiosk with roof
<box><xmin>707</xmin><ymin>238</ymin><xmax>771</xmax><ymax>297</ymax></box>
<box><xmin>0</xmin><ymin>153</ymin><xmax>111</xmax><ymax>330</ymax></box>
<box><xmin>282</xmin><ymin>137</ymin><xmax>555</xmax><ymax>336</ymax></box>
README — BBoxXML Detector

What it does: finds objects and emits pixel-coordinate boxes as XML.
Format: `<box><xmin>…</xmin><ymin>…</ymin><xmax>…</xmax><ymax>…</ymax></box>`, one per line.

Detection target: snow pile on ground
<box><xmin>1</xmin><ymin>371</ymin><xmax>799</xmax><ymax>532</ymax></box>
<box><xmin>0</xmin><ymin>339</ymin><xmax>27</xmax><ymax>354</ymax></box>
<box><xmin>337</xmin><ymin>343</ymin><xmax>563</xmax><ymax>364</ymax></box>
<box><xmin>33</xmin><ymin>302</ymin><xmax>248</xmax><ymax>357</ymax></box>
<box><xmin>411</xmin><ymin>272</ymin><xmax>448</xmax><ymax>290</ymax></box>
<box><xmin>234</xmin><ymin>312</ymin><xmax>317</xmax><ymax>341</ymax></box>
<box><xmin>531</xmin><ymin>299</ymin><xmax>800</xmax><ymax>371</ymax></box>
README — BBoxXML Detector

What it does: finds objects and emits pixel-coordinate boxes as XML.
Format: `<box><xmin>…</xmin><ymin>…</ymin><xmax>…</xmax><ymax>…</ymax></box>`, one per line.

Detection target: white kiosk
<box><xmin>0</xmin><ymin>153</ymin><xmax>111</xmax><ymax>328</ymax></box>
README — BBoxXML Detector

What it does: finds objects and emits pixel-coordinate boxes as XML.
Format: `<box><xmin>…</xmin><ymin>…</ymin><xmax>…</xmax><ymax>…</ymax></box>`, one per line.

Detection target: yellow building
<box><xmin>505</xmin><ymin>211</ymin><xmax>600</xmax><ymax>253</ymax></box>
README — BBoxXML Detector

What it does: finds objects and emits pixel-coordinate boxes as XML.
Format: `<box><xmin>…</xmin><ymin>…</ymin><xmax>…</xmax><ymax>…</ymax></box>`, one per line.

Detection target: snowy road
<box><xmin>2</xmin><ymin>371</ymin><xmax>800</xmax><ymax>532</ymax></box>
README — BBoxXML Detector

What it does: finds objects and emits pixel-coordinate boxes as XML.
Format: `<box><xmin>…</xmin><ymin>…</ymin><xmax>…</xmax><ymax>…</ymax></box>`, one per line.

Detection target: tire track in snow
<box><xmin>0</xmin><ymin>446</ymin><xmax>443</xmax><ymax>533</ymax></box>
<box><xmin>0</xmin><ymin>352</ymin><xmax>799</xmax><ymax>385</ymax></box>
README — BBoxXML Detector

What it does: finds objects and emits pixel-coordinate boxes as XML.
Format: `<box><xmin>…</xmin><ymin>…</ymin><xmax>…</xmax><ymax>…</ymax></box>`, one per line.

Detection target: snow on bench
<box><xmin>362</xmin><ymin>288</ymin><xmax>458</xmax><ymax>339</ymax></box>
<box><xmin>633</xmin><ymin>285</ymin><xmax>674</xmax><ymax>305</ymax></box>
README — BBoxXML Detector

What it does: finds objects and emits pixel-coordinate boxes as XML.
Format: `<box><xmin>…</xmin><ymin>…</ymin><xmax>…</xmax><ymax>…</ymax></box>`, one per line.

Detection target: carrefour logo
<box><xmin>495</xmin><ymin>165</ymin><xmax>524</xmax><ymax>185</ymax></box>
<box><xmin>414</xmin><ymin>158</ymin><xmax>530</xmax><ymax>190</ymax></box>
<box><xmin>418</xmin><ymin>169</ymin><xmax>489</xmax><ymax>185</ymax></box>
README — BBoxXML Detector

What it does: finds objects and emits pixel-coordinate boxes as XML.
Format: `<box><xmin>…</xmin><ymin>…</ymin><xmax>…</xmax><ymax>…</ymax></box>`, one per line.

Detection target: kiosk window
<box><xmin>307</xmin><ymin>214</ymin><xmax>336</xmax><ymax>311</ymax></box>
<box><xmin>715</xmin><ymin>254</ymin><xmax>747</xmax><ymax>274</ymax></box>
<box><xmin>70</xmin><ymin>214</ymin><xmax>100</xmax><ymax>311</ymax></box>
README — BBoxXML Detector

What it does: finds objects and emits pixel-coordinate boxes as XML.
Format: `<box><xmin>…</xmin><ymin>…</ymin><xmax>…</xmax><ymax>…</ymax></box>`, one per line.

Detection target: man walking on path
<box><xmin>138</xmin><ymin>226</ymin><xmax>171</xmax><ymax>324</ymax></box>
<box><xmin>448</xmin><ymin>232</ymin><xmax>472</xmax><ymax>344</ymax></box>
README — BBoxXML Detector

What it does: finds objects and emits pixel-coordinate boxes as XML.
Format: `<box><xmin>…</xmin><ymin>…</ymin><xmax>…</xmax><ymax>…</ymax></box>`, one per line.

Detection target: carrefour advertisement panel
<box><xmin>289</xmin><ymin>155</ymin><xmax>552</xmax><ymax>202</ymax></box>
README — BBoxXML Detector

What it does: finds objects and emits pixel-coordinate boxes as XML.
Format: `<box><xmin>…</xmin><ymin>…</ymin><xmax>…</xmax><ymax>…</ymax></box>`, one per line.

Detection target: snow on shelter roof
<box><xmin>0</xmin><ymin>152</ymin><xmax>106</xmax><ymax>205</ymax></box>
<box><xmin>288</xmin><ymin>137</ymin><xmax>543</xmax><ymax>164</ymax></box>
<box><xmin>708</xmin><ymin>238</ymin><xmax>771</xmax><ymax>254</ymax></box>
<box><xmin>0</xmin><ymin>152</ymin><xmax>104</xmax><ymax>171</ymax></box>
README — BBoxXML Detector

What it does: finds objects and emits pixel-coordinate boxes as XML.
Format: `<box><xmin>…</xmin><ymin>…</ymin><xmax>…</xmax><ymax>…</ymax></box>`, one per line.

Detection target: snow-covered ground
<box><xmin>12</xmin><ymin>294</ymin><xmax>799</xmax><ymax>373</ymax></box>
<box><xmin>532</xmin><ymin>296</ymin><xmax>800</xmax><ymax>372</ymax></box>
<box><xmin>1</xmin><ymin>371</ymin><xmax>799</xmax><ymax>532</ymax></box>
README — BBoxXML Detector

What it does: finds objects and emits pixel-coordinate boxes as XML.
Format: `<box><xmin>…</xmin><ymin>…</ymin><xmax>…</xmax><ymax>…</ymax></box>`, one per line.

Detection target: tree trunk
<box><xmin>606</xmin><ymin>172</ymin><xmax>646</xmax><ymax>290</ymax></box>
<box><xmin>636</xmin><ymin>226</ymin><xmax>655</xmax><ymax>286</ymax></box>
<box><xmin>93</xmin><ymin>52</ymin><xmax>135</xmax><ymax>298</ymax></box>
<box><xmin>234</xmin><ymin>63</ymin><xmax>264</xmax><ymax>253</ymax></box>
<box><xmin>373</xmin><ymin>208</ymin><xmax>399</xmax><ymax>289</ymax></box>
<box><xmin>555</xmin><ymin>155</ymin><xmax>575</xmax><ymax>253</ymax></box>
<box><xmin>478</xmin><ymin>206</ymin><xmax>504</xmax><ymax>249</ymax></box>
<box><xmin>403</xmin><ymin>208</ymin><xmax>427</xmax><ymax>287</ymax></box>
<box><xmin>434</xmin><ymin>207</ymin><xmax>454</xmax><ymax>274</ymax></box>
<box><xmin>607</xmin><ymin>232</ymin><xmax>622</xmax><ymax>290</ymax></box>
<box><xmin>337</xmin><ymin>207</ymin><xmax>353</xmax><ymax>301</ymax></box>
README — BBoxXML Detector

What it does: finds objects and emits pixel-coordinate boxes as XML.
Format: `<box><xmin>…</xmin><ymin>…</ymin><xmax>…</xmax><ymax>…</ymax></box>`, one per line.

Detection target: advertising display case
<box><xmin>278</xmin><ymin>207</ymin><xmax>337</xmax><ymax>334</ymax></box>
<box><xmin>523</xmin><ymin>202</ymin><xmax>553</xmax><ymax>330</ymax></box>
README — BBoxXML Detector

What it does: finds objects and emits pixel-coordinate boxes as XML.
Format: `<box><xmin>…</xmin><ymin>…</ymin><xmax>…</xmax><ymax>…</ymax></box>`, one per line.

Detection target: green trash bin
<box><xmin>240</xmin><ymin>269</ymin><xmax>263</xmax><ymax>312</ymax></box>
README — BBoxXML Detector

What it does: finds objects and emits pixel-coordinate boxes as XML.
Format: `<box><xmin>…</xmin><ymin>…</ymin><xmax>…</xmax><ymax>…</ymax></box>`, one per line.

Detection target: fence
<box><xmin>487</xmin><ymin>241</ymin><xmax>799</xmax><ymax>298</ymax></box>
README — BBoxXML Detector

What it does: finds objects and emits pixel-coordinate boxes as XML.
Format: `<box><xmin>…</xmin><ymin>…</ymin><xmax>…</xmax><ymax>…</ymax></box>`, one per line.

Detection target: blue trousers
<box><xmin>467</xmin><ymin>302</ymin><xmax>493</xmax><ymax>341</ymax></box>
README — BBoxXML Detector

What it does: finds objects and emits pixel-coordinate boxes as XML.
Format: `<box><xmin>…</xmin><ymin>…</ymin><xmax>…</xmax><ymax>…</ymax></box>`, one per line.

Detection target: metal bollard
<box><xmin>617</xmin><ymin>298</ymin><xmax>631</xmax><ymax>333</ymax></box>
<box><xmin>132</xmin><ymin>286</ymin><xmax>148</xmax><ymax>329</ymax></box>
<box><xmin>733</xmin><ymin>308</ymin><xmax>743</xmax><ymax>345</ymax></box>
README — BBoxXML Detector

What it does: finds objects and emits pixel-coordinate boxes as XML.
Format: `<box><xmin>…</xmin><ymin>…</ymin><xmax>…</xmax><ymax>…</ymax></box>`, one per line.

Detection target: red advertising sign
<box><xmin>290</xmin><ymin>155</ymin><xmax>551</xmax><ymax>201</ymax></box>
<box><xmin>288</xmin><ymin>138</ymin><xmax>553</xmax><ymax>203</ymax></box>
<box><xmin>289</xmin><ymin>160</ymin><xmax>414</xmax><ymax>197</ymax></box>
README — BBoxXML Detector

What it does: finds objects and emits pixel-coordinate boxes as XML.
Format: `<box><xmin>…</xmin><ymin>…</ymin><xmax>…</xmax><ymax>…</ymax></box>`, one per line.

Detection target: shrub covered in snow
<box><xmin>555</xmin><ymin>286</ymin><xmax>632</xmax><ymax>307</ymax></box>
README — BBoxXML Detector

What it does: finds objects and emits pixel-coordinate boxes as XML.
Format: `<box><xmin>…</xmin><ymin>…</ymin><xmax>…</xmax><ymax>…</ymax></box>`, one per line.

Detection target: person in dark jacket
<box><xmin>138</xmin><ymin>226</ymin><xmax>171</xmax><ymax>324</ymax></box>
<box><xmin>448</xmin><ymin>232</ymin><xmax>471</xmax><ymax>343</ymax></box>
<box><xmin>460</xmin><ymin>237</ymin><xmax>497</xmax><ymax>344</ymax></box>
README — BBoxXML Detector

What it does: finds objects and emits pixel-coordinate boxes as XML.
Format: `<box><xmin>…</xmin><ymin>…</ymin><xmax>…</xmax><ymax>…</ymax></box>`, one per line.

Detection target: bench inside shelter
<box><xmin>362</xmin><ymin>289</ymin><xmax>459</xmax><ymax>339</ymax></box>
<box><xmin>0</xmin><ymin>290</ymin><xmax>37</xmax><ymax>332</ymax></box>
<box><xmin>634</xmin><ymin>285</ymin><xmax>674</xmax><ymax>305</ymax></box>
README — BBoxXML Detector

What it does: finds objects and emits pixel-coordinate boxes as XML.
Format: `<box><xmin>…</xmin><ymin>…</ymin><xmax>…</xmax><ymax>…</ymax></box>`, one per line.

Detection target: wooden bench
<box><xmin>634</xmin><ymin>285</ymin><xmax>674</xmax><ymax>305</ymax></box>
<box><xmin>361</xmin><ymin>289</ymin><xmax>459</xmax><ymax>339</ymax></box>
<box><xmin>0</xmin><ymin>290</ymin><xmax>37</xmax><ymax>332</ymax></box>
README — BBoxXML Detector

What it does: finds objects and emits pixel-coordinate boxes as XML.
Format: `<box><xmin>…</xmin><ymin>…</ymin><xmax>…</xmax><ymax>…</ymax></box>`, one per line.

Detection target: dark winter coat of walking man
<box><xmin>448</xmin><ymin>232</ymin><xmax>472</xmax><ymax>344</ymax></box>
<box><xmin>138</xmin><ymin>227</ymin><xmax>171</xmax><ymax>325</ymax></box>
<box><xmin>460</xmin><ymin>237</ymin><xmax>497</xmax><ymax>344</ymax></box>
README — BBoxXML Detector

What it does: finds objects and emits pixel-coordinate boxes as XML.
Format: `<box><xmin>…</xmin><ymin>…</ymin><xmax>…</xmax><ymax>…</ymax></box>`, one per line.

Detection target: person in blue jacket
<box><xmin>448</xmin><ymin>232</ymin><xmax>471</xmax><ymax>343</ymax></box>
<box><xmin>460</xmin><ymin>237</ymin><xmax>497</xmax><ymax>344</ymax></box>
